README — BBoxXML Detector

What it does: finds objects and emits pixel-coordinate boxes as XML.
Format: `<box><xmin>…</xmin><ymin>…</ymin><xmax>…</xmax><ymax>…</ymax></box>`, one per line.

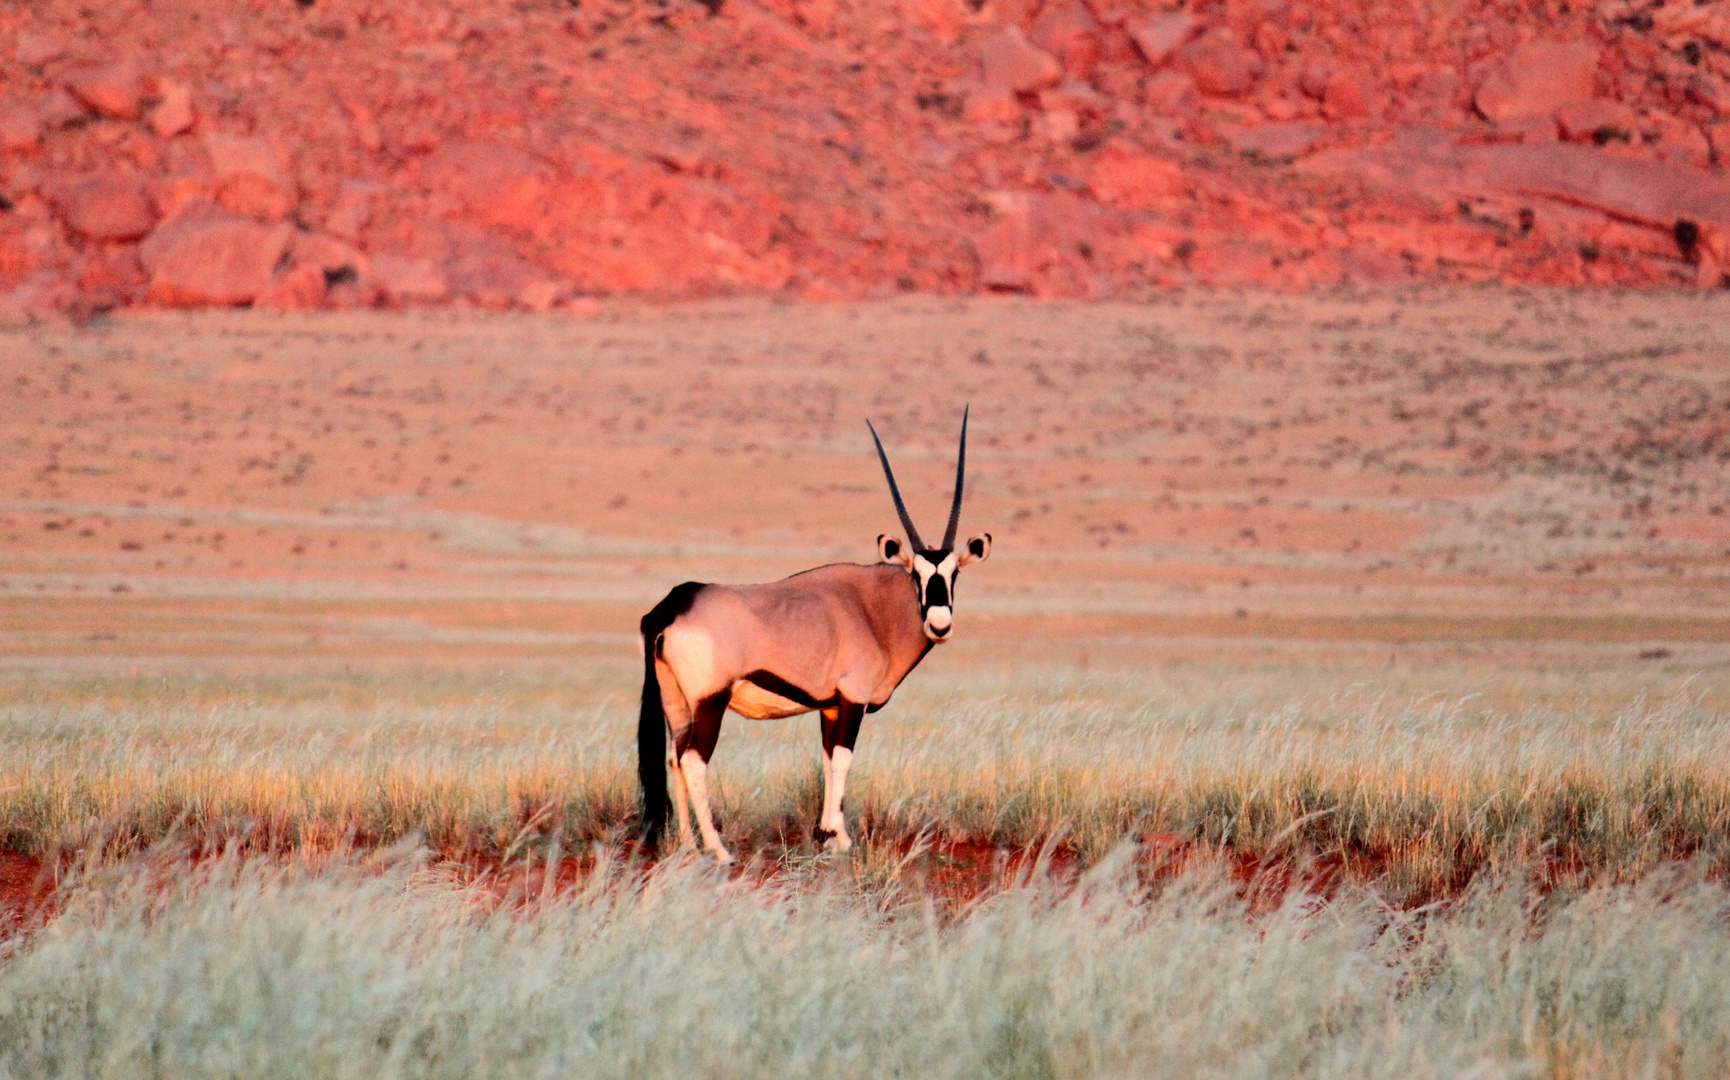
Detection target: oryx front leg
<box><xmin>679</xmin><ymin>692</ymin><xmax>732</xmax><ymax>865</ymax></box>
<box><xmin>817</xmin><ymin>702</ymin><xmax>865</xmax><ymax>854</ymax></box>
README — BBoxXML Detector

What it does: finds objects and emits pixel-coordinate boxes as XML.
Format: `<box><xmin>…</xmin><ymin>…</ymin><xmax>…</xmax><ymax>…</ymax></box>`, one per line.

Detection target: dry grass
<box><xmin>3</xmin><ymin>848</ymin><xmax>1730</xmax><ymax>1079</ymax></box>
<box><xmin>1</xmin><ymin>659</ymin><xmax>1725</xmax><ymax>902</ymax></box>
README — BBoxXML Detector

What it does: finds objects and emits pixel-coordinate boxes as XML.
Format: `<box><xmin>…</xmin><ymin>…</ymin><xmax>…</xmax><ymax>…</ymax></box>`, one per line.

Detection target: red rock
<box><xmin>139</xmin><ymin>211</ymin><xmax>293</xmax><ymax>306</ymax></box>
<box><xmin>371</xmin><ymin>254</ymin><xmax>450</xmax><ymax>304</ymax></box>
<box><xmin>1300</xmin><ymin>134</ymin><xmax>1730</xmax><ymax>234</ymax></box>
<box><xmin>978</xmin><ymin>26</ymin><xmax>1062</xmax><ymax>95</ymax></box>
<box><xmin>1143</xmin><ymin>70</ymin><xmax>1198</xmax><ymax>114</ymax></box>
<box><xmin>65</xmin><ymin>66</ymin><xmax>144</xmax><ymax>121</ymax></box>
<box><xmin>1030</xmin><ymin>1</ymin><xmax>1102</xmax><ymax>78</ymax></box>
<box><xmin>1474</xmin><ymin>39</ymin><xmax>1598</xmax><ymax>122</ymax></box>
<box><xmin>150</xmin><ymin>175</ymin><xmax>211</xmax><ymax>224</ymax></box>
<box><xmin>254</xmin><ymin>263</ymin><xmax>328</xmax><ymax>311</ymax></box>
<box><xmin>963</xmin><ymin>87</ymin><xmax>1022</xmax><ymax>125</ymax></box>
<box><xmin>205</xmin><ymin>135</ymin><xmax>297</xmax><ymax>220</ymax></box>
<box><xmin>970</xmin><ymin>191</ymin><xmax>1037</xmax><ymax>290</ymax></box>
<box><xmin>149</xmin><ymin>81</ymin><xmax>194</xmax><ymax>139</ymax></box>
<box><xmin>1222</xmin><ymin>122</ymin><xmax>1328</xmax><ymax>161</ymax></box>
<box><xmin>418</xmin><ymin>140</ymin><xmax>551</xmax><ymax>232</ymax></box>
<box><xmin>1555</xmin><ymin>98</ymin><xmax>1638</xmax><ymax>143</ymax></box>
<box><xmin>61</xmin><ymin>176</ymin><xmax>157</xmax><ymax>241</ymax></box>
<box><xmin>1322</xmin><ymin>72</ymin><xmax>1370</xmax><ymax>120</ymax></box>
<box><xmin>36</xmin><ymin>88</ymin><xmax>89</xmax><ymax>129</ymax></box>
<box><xmin>1688</xmin><ymin>73</ymin><xmax>1726</xmax><ymax>117</ymax></box>
<box><xmin>341</xmin><ymin>99</ymin><xmax>382</xmax><ymax>152</ymax></box>
<box><xmin>322</xmin><ymin>180</ymin><xmax>384</xmax><ymax>241</ymax></box>
<box><xmin>1183</xmin><ymin>29</ymin><xmax>1264</xmax><ymax>98</ymax></box>
<box><xmin>1127</xmin><ymin>11</ymin><xmax>1194</xmax><ymax>67</ymax></box>
<box><xmin>288</xmin><ymin>232</ymin><xmax>370</xmax><ymax>280</ymax></box>
<box><xmin>14</xmin><ymin>33</ymin><xmax>66</xmax><ymax>67</ymax></box>
<box><xmin>0</xmin><ymin>106</ymin><xmax>43</xmax><ymax>153</ymax></box>
<box><xmin>1088</xmin><ymin>143</ymin><xmax>1184</xmax><ymax>209</ymax></box>
<box><xmin>1039</xmin><ymin>78</ymin><xmax>1108</xmax><ymax>116</ymax></box>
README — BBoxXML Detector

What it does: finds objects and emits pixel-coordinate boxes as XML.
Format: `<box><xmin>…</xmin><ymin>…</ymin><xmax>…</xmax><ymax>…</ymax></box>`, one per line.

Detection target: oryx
<box><xmin>638</xmin><ymin>408</ymin><xmax>990</xmax><ymax>862</ymax></box>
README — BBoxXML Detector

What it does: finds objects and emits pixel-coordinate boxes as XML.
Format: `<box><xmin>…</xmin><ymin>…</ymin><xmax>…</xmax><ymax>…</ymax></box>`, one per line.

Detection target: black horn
<box><xmin>867</xmin><ymin>419</ymin><xmax>924</xmax><ymax>552</ymax></box>
<box><xmin>942</xmin><ymin>405</ymin><xmax>968</xmax><ymax>551</ymax></box>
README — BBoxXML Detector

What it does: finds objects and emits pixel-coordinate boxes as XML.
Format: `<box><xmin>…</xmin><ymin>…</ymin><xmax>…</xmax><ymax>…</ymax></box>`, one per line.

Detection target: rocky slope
<box><xmin>1</xmin><ymin>0</ymin><xmax>1728</xmax><ymax>315</ymax></box>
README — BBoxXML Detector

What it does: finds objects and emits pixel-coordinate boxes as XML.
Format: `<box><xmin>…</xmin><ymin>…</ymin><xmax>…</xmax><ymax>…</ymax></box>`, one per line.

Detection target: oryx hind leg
<box><xmin>677</xmin><ymin>691</ymin><xmax>732</xmax><ymax>864</ymax></box>
<box><xmin>656</xmin><ymin>656</ymin><xmax>698</xmax><ymax>850</ymax></box>
<box><xmin>816</xmin><ymin>701</ymin><xmax>865</xmax><ymax>854</ymax></box>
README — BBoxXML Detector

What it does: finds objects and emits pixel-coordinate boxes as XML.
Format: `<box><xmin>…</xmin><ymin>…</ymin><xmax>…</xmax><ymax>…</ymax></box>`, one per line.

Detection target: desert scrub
<box><xmin>1</xmin><ymin>851</ymin><xmax>1729</xmax><ymax>1079</ymax></box>
<box><xmin>0</xmin><ymin>663</ymin><xmax>1726</xmax><ymax>898</ymax></box>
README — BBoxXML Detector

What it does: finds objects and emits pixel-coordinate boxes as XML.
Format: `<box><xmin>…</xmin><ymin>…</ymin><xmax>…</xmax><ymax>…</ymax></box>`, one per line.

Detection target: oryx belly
<box><xmin>727</xmin><ymin>679</ymin><xmax>814</xmax><ymax>720</ymax></box>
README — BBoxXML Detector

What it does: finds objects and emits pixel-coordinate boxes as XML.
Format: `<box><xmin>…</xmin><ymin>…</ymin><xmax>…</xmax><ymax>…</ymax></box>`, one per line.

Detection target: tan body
<box><xmin>660</xmin><ymin>564</ymin><xmax>930</xmax><ymax>720</ymax></box>
<box><xmin>651</xmin><ymin>563</ymin><xmax>931</xmax><ymax>861</ymax></box>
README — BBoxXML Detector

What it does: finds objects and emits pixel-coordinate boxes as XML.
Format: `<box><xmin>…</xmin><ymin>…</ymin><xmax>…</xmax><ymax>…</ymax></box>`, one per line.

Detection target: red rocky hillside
<box><xmin>2</xmin><ymin>0</ymin><xmax>1728</xmax><ymax>315</ymax></box>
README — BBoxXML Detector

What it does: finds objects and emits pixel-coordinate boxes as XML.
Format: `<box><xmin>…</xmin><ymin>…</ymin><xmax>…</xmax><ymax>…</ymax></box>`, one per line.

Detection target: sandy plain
<box><xmin>1</xmin><ymin>288</ymin><xmax>1727</xmax><ymax>672</ymax></box>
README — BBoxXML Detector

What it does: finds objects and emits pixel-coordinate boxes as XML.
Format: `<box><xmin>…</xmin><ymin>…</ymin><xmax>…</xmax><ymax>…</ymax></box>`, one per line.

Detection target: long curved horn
<box><xmin>866</xmin><ymin>419</ymin><xmax>924</xmax><ymax>552</ymax></box>
<box><xmin>942</xmin><ymin>404</ymin><xmax>968</xmax><ymax>550</ymax></box>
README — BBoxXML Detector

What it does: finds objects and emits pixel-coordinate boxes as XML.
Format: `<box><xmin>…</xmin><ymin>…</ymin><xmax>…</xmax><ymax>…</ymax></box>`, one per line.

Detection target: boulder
<box><xmin>1030</xmin><ymin>1</ymin><xmax>1102</xmax><ymax>78</ymax></box>
<box><xmin>36</xmin><ymin>88</ymin><xmax>89</xmax><ymax>129</ymax></box>
<box><xmin>371</xmin><ymin>254</ymin><xmax>450</xmax><ymax>303</ymax></box>
<box><xmin>1143</xmin><ymin>70</ymin><xmax>1198</xmax><ymax>114</ymax></box>
<box><xmin>1688</xmin><ymin>73</ymin><xmax>1727</xmax><ymax>117</ymax></box>
<box><xmin>970</xmin><ymin>191</ymin><xmax>1037</xmax><ymax>291</ymax></box>
<box><xmin>1554</xmin><ymin>98</ymin><xmax>1639</xmax><ymax>143</ymax></box>
<box><xmin>205</xmin><ymin>135</ymin><xmax>297</xmax><ymax>220</ymax></box>
<box><xmin>0</xmin><ymin>106</ymin><xmax>43</xmax><ymax>152</ymax></box>
<box><xmin>1183</xmin><ymin>29</ymin><xmax>1264</xmax><ymax>98</ymax></box>
<box><xmin>1088</xmin><ymin>143</ymin><xmax>1184</xmax><ymax>209</ymax></box>
<box><xmin>150</xmin><ymin>80</ymin><xmax>194</xmax><ymax>138</ymax></box>
<box><xmin>288</xmin><ymin>232</ymin><xmax>370</xmax><ymax>281</ymax></box>
<box><xmin>14</xmin><ymin>33</ymin><xmax>66</xmax><ymax>67</ymax></box>
<box><xmin>418</xmin><ymin>140</ymin><xmax>551</xmax><ymax>232</ymax></box>
<box><xmin>1322</xmin><ymin>72</ymin><xmax>1371</xmax><ymax>120</ymax></box>
<box><xmin>254</xmin><ymin>263</ymin><xmax>328</xmax><ymax>311</ymax></box>
<box><xmin>65</xmin><ymin>66</ymin><xmax>143</xmax><ymax>121</ymax></box>
<box><xmin>61</xmin><ymin>176</ymin><xmax>157</xmax><ymax>241</ymax></box>
<box><xmin>963</xmin><ymin>87</ymin><xmax>1023</xmax><ymax>125</ymax></box>
<box><xmin>1127</xmin><ymin>11</ymin><xmax>1193</xmax><ymax>67</ymax></box>
<box><xmin>139</xmin><ymin>211</ymin><xmax>293</xmax><ymax>306</ymax></box>
<box><xmin>1474</xmin><ymin>39</ymin><xmax>1599</xmax><ymax>123</ymax></box>
<box><xmin>978</xmin><ymin>26</ymin><xmax>1063</xmax><ymax>95</ymax></box>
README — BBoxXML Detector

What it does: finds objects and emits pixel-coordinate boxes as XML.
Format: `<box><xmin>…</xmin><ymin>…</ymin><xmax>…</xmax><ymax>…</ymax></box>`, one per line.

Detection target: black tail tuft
<box><xmin>637</xmin><ymin>581</ymin><xmax>706</xmax><ymax>851</ymax></box>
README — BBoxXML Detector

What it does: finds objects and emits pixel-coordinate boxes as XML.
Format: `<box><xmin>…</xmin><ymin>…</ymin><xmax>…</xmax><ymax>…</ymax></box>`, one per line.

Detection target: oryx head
<box><xmin>867</xmin><ymin>407</ymin><xmax>992</xmax><ymax>644</ymax></box>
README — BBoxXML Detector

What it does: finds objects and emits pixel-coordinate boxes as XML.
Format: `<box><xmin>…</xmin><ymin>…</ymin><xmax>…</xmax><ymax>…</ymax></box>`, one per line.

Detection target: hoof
<box><xmin>812</xmin><ymin>825</ymin><xmax>835</xmax><ymax>848</ymax></box>
<box><xmin>711</xmin><ymin>848</ymin><xmax>735</xmax><ymax>867</ymax></box>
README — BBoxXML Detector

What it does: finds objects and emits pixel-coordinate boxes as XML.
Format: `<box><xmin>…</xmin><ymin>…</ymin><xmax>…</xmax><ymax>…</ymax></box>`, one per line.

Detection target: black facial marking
<box><xmin>882</xmin><ymin>537</ymin><xmax>900</xmax><ymax>559</ymax></box>
<box><xmin>968</xmin><ymin>537</ymin><xmax>986</xmax><ymax>558</ymax></box>
<box><xmin>925</xmin><ymin>573</ymin><xmax>949</xmax><ymax>608</ymax></box>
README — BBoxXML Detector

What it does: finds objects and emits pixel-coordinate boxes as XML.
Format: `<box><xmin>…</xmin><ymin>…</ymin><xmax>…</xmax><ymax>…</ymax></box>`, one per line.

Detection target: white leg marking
<box><xmin>819</xmin><ymin>745</ymin><xmax>853</xmax><ymax>853</ymax></box>
<box><xmin>680</xmin><ymin>748</ymin><xmax>733</xmax><ymax>865</ymax></box>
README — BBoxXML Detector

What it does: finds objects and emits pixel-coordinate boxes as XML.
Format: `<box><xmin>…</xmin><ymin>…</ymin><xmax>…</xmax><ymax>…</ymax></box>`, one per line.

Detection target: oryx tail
<box><xmin>638</xmin><ymin>580</ymin><xmax>705</xmax><ymax>847</ymax></box>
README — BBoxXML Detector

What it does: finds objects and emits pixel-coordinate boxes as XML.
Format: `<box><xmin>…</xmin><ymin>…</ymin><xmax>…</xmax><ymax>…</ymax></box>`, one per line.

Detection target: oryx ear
<box><xmin>958</xmin><ymin>532</ymin><xmax>992</xmax><ymax>566</ymax></box>
<box><xmin>878</xmin><ymin>534</ymin><xmax>913</xmax><ymax>567</ymax></box>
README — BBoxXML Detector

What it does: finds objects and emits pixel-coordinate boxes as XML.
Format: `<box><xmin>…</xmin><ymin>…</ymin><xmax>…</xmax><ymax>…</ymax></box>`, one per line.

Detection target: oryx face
<box><xmin>879</xmin><ymin>535</ymin><xmax>992</xmax><ymax>642</ymax></box>
<box><xmin>868</xmin><ymin>407</ymin><xmax>991</xmax><ymax>644</ymax></box>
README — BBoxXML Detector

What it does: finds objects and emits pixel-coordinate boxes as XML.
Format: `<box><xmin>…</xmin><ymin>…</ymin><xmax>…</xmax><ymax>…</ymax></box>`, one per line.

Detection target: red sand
<box><xmin>3</xmin><ymin>0</ymin><xmax>1730</xmax><ymax>319</ymax></box>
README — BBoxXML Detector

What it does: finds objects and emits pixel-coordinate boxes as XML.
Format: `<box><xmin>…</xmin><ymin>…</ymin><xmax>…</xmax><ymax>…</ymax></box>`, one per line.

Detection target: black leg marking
<box><xmin>688</xmin><ymin>691</ymin><xmax>728</xmax><ymax>763</ymax></box>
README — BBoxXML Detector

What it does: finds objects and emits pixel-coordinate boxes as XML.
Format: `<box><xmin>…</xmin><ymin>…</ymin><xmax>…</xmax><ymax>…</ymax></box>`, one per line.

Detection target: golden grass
<box><xmin>1</xmin><ymin>658</ymin><xmax>1725</xmax><ymax>902</ymax></box>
